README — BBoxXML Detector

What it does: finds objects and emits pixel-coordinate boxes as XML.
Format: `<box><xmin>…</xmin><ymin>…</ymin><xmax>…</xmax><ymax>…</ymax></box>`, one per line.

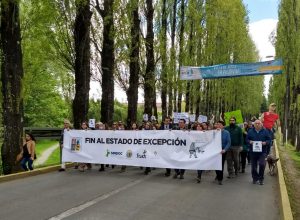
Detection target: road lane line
<box><xmin>48</xmin><ymin>177</ymin><xmax>145</xmax><ymax>220</ymax></box>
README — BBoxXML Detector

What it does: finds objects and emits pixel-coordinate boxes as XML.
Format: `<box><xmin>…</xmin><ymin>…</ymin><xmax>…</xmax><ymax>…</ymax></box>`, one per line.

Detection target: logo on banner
<box><xmin>126</xmin><ymin>150</ymin><xmax>133</xmax><ymax>158</ymax></box>
<box><xmin>71</xmin><ymin>137</ymin><xmax>82</xmax><ymax>152</ymax></box>
<box><xmin>137</xmin><ymin>149</ymin><xmax>147</xmax><ymax>158</ymax></box>
<box><xmin>189</xmin><ymin>141</ymin><xmax>207</xmax><ymax>158</ymax></box>
<box><xmin>106</xmin><ymin>149</ymin><xmax>123</xmax><ymax>157</ymax></box>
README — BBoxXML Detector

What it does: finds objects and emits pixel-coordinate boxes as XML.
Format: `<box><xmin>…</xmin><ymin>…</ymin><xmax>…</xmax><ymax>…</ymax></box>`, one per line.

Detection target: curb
<box><xmin>275</xmin><ymin>140</ymin><xmax>294</xmax><ymax>220</ymax></box>
<box><xmin>0</xmin><ymin>163</ymin><xmax>74</xmax><ymax>183</ymax></box>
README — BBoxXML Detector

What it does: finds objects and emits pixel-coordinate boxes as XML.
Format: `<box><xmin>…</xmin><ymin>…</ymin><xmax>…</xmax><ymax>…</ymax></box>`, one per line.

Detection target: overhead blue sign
<box><xmin>180</xmin><ymin>59</ymin><xmax>283</xmax><ymax>80</ymax></box>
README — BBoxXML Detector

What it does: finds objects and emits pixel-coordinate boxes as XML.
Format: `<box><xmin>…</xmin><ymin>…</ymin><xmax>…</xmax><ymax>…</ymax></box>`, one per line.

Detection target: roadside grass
<box><xmin>35</xmin><ymin>139</ymin><xmax>60</xmax><ymax>168</ymax></box>
<box><xmin>277</xmin><ymin>136</ymin><xmax>300</xmax><ymax>219</ymax></box>
<box><xmin>35</xmin><ymin>139</ymin><xmax>59</xmax><ymax>158</ymax></box>
<box><xmin>42</xmin><ymin>147</ymin><xmax>60</xmax><ymax>167</ymax></box>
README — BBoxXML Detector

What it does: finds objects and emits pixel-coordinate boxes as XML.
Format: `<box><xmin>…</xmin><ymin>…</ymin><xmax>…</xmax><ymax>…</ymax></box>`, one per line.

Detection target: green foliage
<box><xmin>270</xmin><ymin>0</ymin><xmax>300</xmax><ymax>147</ymax></box>
<box><xmin>20</xmin><ymin>0</ymin><xmax>73</xmax><ymax>127</ymax></box>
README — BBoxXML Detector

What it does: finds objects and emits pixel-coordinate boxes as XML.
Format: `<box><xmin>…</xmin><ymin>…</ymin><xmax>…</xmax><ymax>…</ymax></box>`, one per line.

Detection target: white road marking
<box><xmin>48</xmin><ymin>178</ymin><xmax>145</xmax><ymax>220</ymax></box>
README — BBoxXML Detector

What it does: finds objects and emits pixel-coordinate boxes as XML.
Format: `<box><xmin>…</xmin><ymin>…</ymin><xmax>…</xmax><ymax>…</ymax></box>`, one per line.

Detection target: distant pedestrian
<box><xmin>21</xmin><ymin>133</ymin><xmax>36</xmax><ymax>171</ymax></box>
<box><xmin>246</xmin><ymin>120</ymin><xmax>271</xmax><ymax>185</ymax></box>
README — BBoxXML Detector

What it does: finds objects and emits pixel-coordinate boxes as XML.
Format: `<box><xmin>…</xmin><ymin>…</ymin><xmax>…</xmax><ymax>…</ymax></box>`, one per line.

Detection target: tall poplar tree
<box><xmin>72</xmin><ymin>0</ymin><xmax>92</xmax><ymax>129</ymax></box>
<box><xmin>96</xmin><ymin>0</ymin><xmax>115</xmax><ymax>126</ymax></box>
<box><xmin>127</xmin><ymin>0</ymin><xmax>140</xmax><ymax>125</ymax></box>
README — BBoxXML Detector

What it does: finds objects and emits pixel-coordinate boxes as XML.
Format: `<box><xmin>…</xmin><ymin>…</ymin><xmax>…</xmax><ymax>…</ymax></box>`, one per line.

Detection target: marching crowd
<box><xmin>20</xmin><ymin>103</ymin><xmax>279</xmax><ymax>186</ymax></box>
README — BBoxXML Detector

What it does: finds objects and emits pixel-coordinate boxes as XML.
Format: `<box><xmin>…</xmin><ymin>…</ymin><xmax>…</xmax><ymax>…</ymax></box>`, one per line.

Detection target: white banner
<box><xmin>63</xmin><ymin>130</ymin><xmax>222</xmax><ymax>170</ymax></box>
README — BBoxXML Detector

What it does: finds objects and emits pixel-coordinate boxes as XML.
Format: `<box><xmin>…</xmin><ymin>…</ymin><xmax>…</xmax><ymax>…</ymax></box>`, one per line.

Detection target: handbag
<box><xmin>16</xmin><ymin>152</ymin><xmax>23</xmax><ymax>163</ymax></box>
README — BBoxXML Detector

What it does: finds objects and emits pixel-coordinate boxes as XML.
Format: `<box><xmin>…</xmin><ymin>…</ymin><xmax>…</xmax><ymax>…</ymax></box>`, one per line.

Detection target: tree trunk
<box><xmin>1</xmin><ymin>1</ymin><xmax>24</xmax><ymax>174</ymax></box>
<box><xmin>168</xmin><ymin>0</ymin><xmax>177</xmax><ymax>116</ymax></box>
<box><xmin>127</xmin><ymin>1</ymin><xmax>140</xmax><ymax>126</ymax></box>
<box><xmin>99</xmin><ymin>0</ymin><xmax>115</xmax><ymax>126</ymax></box>
<box><xmin>161</xmin><ymin>0</ymin><xmax>168</xmax><ymax>119</ymax></box>
<box><xmin>144</xmin><ymin>0</ymin><xmax>155</xmax><ymax>117</ymax></box>
<box><xmin>177</xmin><ymin>0</ymin><xmax>185</xmax><ymax>113</ymax></box>
<box><xmin>72</xmin><ymin>0</ymin><xmax>92</xmax><ymax>129</ymax></box>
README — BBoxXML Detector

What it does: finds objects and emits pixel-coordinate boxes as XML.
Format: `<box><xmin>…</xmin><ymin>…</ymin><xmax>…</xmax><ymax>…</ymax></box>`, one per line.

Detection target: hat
<box><xmin>270</xmin><ymin>103</ymin><xmax>276</xmax><ymax>106</ymax></box>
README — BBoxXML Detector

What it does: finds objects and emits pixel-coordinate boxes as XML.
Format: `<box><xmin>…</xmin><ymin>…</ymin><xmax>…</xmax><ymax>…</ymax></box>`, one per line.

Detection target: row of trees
<box><xmin>1</xmin><ymin>0</ymin><xmax>265</xmax><ymax>174</ymax></box>
<box><xmin>269</xmin><ymin>0</ymin><xmax>300</xmax><ymax>150</ymax></box>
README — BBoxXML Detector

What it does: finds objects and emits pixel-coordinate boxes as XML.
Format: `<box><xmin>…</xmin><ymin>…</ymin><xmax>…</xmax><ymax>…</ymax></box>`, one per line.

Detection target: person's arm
<box><xmin>30</xmin><ymin>141</ymin><xmax>36</xmax><ymax>160</ymax></box>
<box><xmin>223</xmin><ymin>131</ymin><xmax>231</xmax><ymax>152</ymax></box>
<box><xmin>239</xmin><ymin>127</ymin><xmax>244</xmax><ymax>146</ymax></box>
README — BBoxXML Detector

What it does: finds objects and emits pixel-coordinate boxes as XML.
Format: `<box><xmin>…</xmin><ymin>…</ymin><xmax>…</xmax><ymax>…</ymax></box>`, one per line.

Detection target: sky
<box><xmin>90</xmin><ymin>0</ymin><xmax>280</xmax><ymax>102</ymax></box>
<box><xmin>244</xmin><ymin>0</ymin><xmax>280</xmax><ymax>96</ymax></box>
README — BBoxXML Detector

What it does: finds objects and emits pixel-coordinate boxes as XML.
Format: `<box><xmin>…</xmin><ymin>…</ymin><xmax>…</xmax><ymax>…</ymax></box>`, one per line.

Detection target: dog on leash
<box><xmin>266</xmin><ymin>155</ymin><xmax>279</xmax><ymax>176</ymax></box>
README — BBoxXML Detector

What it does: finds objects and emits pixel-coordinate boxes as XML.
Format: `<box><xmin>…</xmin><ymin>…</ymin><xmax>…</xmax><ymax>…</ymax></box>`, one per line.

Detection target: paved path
<box><xmin>0</xmin><ymin>164</ymin><xmax>279</xmax><ymax>220</ymax></box>
<box><xmin>35</xmin><ymin>144</ymin><xmax>59</xmax><ymax>166</ymax></box>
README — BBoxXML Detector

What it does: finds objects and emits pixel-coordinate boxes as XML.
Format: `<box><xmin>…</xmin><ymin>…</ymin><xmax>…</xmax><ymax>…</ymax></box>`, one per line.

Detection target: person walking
<box><xmin>215</xmin><ymin>121</ymin><xmax>231</xmax><ymax>185</ymax></box>
<box><xmin>261</xmin><ymin>103</ymin><xmax>280</xmax><ymax>154</ymax></box>
<box><xmin>173</xmin><ymin>119</ymin><xmax>186</xmax><ymax>179</ymax></box>
<box><xmin>21</xmin><ymin>133</ymin><xmax>36</xmax><ymax>171</ymax></box>
<box><xmin>59</xmin><ymin>119</ymin><xmax>71</xmax><ymax>172</ymax></box>
<box><xmin>160</xmin><ymin>116</ymin><xmax>173</xmax><ymax>177</ymax></box>
<box><xmin>225</xmin><ymin>117</ymin><xmax>243</xmax><ymax>178</ymax></box>
<box><xmin>246</xmin><ymin>120</ymin><xmax>271</xmax><ymax>185</ymax></box>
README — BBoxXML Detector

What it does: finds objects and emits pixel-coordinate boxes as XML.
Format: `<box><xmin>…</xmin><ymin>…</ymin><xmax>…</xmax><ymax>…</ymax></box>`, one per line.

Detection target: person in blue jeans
<box><xmin>246</xmin><ymin>120</ymin><xmax>271</xmax><ymax>185</ymax></box>
<box><xmin>21</xmin><ymin>133</ymin><xmax>36</xmax><ymax>171</ymax></box>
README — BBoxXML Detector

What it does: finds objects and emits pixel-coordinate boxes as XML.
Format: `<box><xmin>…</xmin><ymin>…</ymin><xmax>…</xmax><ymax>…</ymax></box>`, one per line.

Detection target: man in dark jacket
<box><xmin>160</xmin><ymin>116</ymin><xmax>173</xmax><ymax>177</ymax></box>
<box><xmin>246</xmin><ymin>119</ymin><xmax>271</xmax><ymax>185</ymax></box>
<box><xmin>225</xmin><ymin>117</ymin><xmax>243</xmax><ymax>178</ymax></box>
<box><xmin>173</xmin><ymin>118</ymin><xmax>186</xmax><ymax>179</ymax></box>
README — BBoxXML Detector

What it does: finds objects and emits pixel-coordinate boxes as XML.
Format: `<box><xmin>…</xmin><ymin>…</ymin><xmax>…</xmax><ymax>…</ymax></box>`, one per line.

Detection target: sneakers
<box><xmin>239</xmin><ymin>169</ymin><xmax>245</xmax><ymax>173</ymax></box>
<box><xmin>179</xmin><ymin>175</ymin><xmax>184</xmax><ymax>179</ymax></box>
<box><xmin>98</xmin><ymin>168</ymin><xmax>105</xmax><ymax>172</ymax></box>
<box><xmin>164</xmin><ymin>173</ymin><xmax>171</xmax><ymax>177</ymax></box>
<box><xmin>173</xmin><ymin>174</ymin><xmax>178</xmax><ymax>179</ymax></box>
<box><xmin>259</xmin><ymin>180</ymin><xmax>264</xmax><ymax>185</ymax></box>
<box><xmin>58</xmin><ymin>168</ymin><xmax>65</xmax><ymax>172</ymax></box>
<box><xmin>196</xmin><ymin>177</ymin><xmax>201</xmax><ymax>183</ymax></box>
<box><xmin>218</xmin><ymin>181</ymin><xmax>223</xmax><ymax>185</ymax></box>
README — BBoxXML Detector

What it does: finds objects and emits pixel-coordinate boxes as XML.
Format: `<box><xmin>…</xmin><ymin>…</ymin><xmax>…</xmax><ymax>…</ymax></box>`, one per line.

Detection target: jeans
<box><xmin>215</xmin><ymin>152</ymin><xmax>227</xmax><ymax>181</ymax></box>
<box><xmin>240</xmin><ymin>151</ymin><xmax>248</xmax><ymax>170</ymax></box>
<box><xmin>251</xmin><ymin>152</ymin><xmax>267</xmax><ymax>181</ymax></box>
<box><xmin>21</xmin><ymin>157</ymin><xmax>33</xmax><ymax>171</ymax></box>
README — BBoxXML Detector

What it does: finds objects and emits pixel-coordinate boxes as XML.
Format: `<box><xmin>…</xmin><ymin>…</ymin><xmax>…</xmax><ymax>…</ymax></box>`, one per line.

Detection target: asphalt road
<box><xmin>0</xmin><ymin>164</ymin><xmax>279</xmax><ymax>220</ymax></box>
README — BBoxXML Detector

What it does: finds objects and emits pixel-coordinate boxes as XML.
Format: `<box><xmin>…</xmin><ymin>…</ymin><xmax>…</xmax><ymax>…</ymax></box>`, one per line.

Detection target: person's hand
<box><xmin>250</xmin><ymin>141</ymin><xmax>253</xmax><ymax>144</ymax></box>
<box><xmin>262</xmin><ymin>142</ymin><xmax>266</xmax><ymax>145</ymax></box>
<box><xmin>221</xmin><ymin>150</ymin><xmax>225</xmax><ymax>154</ymax></box>
<box><xmin>30</xmin><ymin>157</ymin><xmax>34</xmax><ymax>160</ymax></box>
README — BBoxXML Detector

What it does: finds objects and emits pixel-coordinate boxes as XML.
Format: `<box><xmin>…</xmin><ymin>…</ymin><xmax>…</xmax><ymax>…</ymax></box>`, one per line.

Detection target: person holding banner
<box><xmin>79</xmin><ymin>121</ymin><xmax>92</xmax><ymax>172</ymax></box>
<box><xmin>160</xmin><ymin>116</ymin><xmax>173</xmax><ymax>177</ymax></box>
<box><xmin>59</xmin><ymin>119</ymin><xmax>71</xmax><ymax>172</ymax></box>
<box><xmin>225</xmin><ymin>117</ymin><xmax>243</xmax><ymax>178</ymax></box>
<box><xmin>246</xmin><ymin>120</ymin><xmax>271</xmax><ymax>185</ymax></box>
<box><xmin>215</xmin><ymin>121</ymin><xmax>231</xmax><ymax>185</ymax></box>
<box><xmin>173</xmin><ymin>118</ymin><xmax>186</xmax><ymax>179</ymax></box>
